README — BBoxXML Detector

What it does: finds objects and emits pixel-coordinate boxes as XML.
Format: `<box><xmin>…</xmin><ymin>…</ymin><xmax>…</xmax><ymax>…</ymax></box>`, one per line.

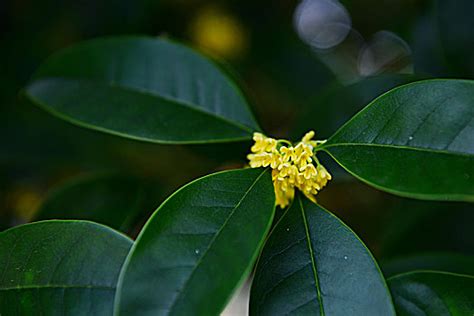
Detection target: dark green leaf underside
<box><xmin>325</xmin><ymin>79</ymin><xmax>474</xmax><ymax>201</ymax></box>
<box><xmin>115</xmin><ymin>168</ymin><xmax>275</xmax><ymax>316</ymax></box>
<box><xmin>388</xmin><ymin>271</ymin><xmax>474</xmax><ymax>315</ymax></box>
<box><xmin>33</xmin><ymin>173</ymin><xmax>147</xmax><ymax>231</ymax></box>
<box><xmin>25</xmin><ymin>37</ymin><xmax>259</xmax><ymax>144</ymax></box>
<box><xmin>382</xmin><ymin>252</ymin><xmax>474</xmax><ymax>278</ymax></box>
<box><xmin>250</xmin><ymin>196</ymin><xmax>395</xmax><ymax>315</ymax></box>
<box><xmin>0</xmin><ymin>221</ymin><xmax>132</xmax><ymax>315</ymax></box>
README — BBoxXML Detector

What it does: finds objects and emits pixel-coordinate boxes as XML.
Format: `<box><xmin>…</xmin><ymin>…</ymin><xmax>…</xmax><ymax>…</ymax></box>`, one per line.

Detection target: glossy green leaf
<box><xmin>382</xmin><ymin>252</ymin><xmax>474</xmax><ymax>278</ymax></box>
<box><xmin>250</xmin><ymin>196</ymin><xmax>395</xmax><ymax>315</ymax></box>
<box><xmin>323</xmin><ymin>79</ymin><xmax>474</xmax><ymax>201</ymax></box>
<box><xmin>0</xmin><ymin>220</ymin><xmax>133</xmax><ymax>315</ymax></box>
<box><xmin>33</xmin><ymin>173</ymin><xmax>148</xmax><ymax>231</ymax></box>
<box><xmin>25</xmin><ymin>37</ymin><xmax>259</xmax><ymax>144</ymax></box>
<box><xmin>115</xmin><ymin>168</ymin><xmax>275</xmax><ymax>315</ymax></box>
<box><xmin>388</xmin><ymin>271</ymin><xmax>474</xmax><ymax>315</ymax></box>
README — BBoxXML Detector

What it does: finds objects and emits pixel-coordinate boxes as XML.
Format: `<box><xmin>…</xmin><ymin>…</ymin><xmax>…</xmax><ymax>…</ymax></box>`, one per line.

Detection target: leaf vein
<box><xmin>299</xmin><ymin>197</ymin><xmax>325</xmax><ymax>316</ymax></box>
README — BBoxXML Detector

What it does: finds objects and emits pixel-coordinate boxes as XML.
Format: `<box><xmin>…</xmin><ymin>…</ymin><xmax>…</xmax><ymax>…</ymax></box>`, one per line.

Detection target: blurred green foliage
<box><xmin>1</xmin><ymin>0</ymin><xmax>473</xmax><ymax>259</ymax></box>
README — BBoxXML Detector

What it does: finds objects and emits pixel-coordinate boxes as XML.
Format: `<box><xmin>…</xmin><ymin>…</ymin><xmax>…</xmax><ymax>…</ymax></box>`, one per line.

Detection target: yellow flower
<box><xmin>302</xmin><ymin>130</ymin><xmax>315</xmax><ymax>143</ymax></box>
<box><xmin>250</xmin><ymin>133</ymin><xmax>267</xmax><ymax>152</ymax></box>
<box><xmin>251</xmin><ymin>133</ymin><xmax>277</xmax><ymax>153</ymax></box>
<box><xmin>247</xmin><ymin>131</ymin><xmax>332</xmax><ymax>208</ymax></box>
<box><xmin>300</xmin><ymin>164</ymin><xmax>317</xmax><ymax>180</ymax></box>
<box><xmin>293</xmin><ymin>143</ymin><xmax>313</xmax><ymax>169</ymax></box>
<box><xmin>269</xmin><ymin>154</ymin><xmax>282</xmax><ymax>169</ymax></box>
<box><xmin>279</xmin><ymin>146</ymin><xmax>294</xmax><ymax>162</ymax></box>
<box><xmin>302</xmin><ymin>130</ymin><xmax>327</xmax><ymax>148</ymax></box>
<box><xmin>247</xmin><ymin>152</ymin><xmax>275</xmax><ymax>168</ymax></box>
<box><xmin>273</xmin><ymin>176</ymin><xmax>295</xmax><ymax>209</ymax></box>
<box><xmin>279</xmin><ymin>164</ymin><xmax>299</xmax><ymax>184</ymax></box>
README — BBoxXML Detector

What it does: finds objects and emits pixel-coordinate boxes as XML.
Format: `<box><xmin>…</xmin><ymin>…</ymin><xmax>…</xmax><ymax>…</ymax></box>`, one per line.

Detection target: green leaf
<box><xmin>114</xmin><ymin>168</ymin><xmax>275</xmax><ymax>315</ymax></box>
<box><xmin>382</xmin><ymin>252</ymin><xmax>474</xmax><ymax>278</ymax></box>
<box><xmin>250</xmin><ymin>196</ymin><xmax>395</xmax><ymax>315</ymax></box>
<box><xmin>24</xmin><ymin>37</ymin><xmax>259</xmax><ymax>144</ymax></box>
<box><xmin>323</xmin><ymin>79</ymin><xmax>474</xmax><ymax>201</ymax></box>
<box><xmin>388</xmin><ymin>271</ymin><xmax>474</xmax><ymax>315</ymax></box>
<box><xmin>0</xmin><ymin>220</ymin><xmax>133</xmax><ymax>315</ymax></box>
<box><xmin>379</xmin><ymin>200</ymin><xmax>474</xmax><ymax>258</ymax></box>
<box><xmin>33</xmin><ymin>173</ymin><xmax>148</xmax><ymax>232</ymax></box>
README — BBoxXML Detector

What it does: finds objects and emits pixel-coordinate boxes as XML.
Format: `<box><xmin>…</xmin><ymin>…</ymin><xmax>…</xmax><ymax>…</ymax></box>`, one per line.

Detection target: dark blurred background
<box><xmin>1</xmin><ymin>0</ymin><xmax>473</xmax><ymax>261</ymax></box>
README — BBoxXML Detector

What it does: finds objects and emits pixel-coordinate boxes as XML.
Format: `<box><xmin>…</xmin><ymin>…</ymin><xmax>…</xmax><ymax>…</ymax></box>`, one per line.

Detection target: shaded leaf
<box><xmin>250</xmin><ymin>196</ymin><xmax>395</xmax><ymax>315</ymax></box>
<box><xmin>388</xmin><ymin>271</ymin><xmax>474</xmax><ymax>315</ymax></box>
<box><xmin>323</xmin><ymin>79</ymin><xmax>474</xmax><ymax>201</ymax></box>
<box><xmin>115</xmin><ymin>168</ymin><xmax>275</xmax><ymax>315</ymax></box>
<box><xmin>380</xmin><ymin>199</ymin><xmax>474</xmax><ymax>258</ymax></box>
<box><xmin>33</xmin><ymin>173</ymin><xmax>148</xmax><ymax>232</ymax></box>
<box><xmin>25</xmin><ymin>37</ymin><xmax>259</xmax><ymax>144</ymax></box>
<box><xmin>382</xmin><ymin>252</ymin><xmax>474</xmax><ymax>278</ymax></box>
<box><xmin>0</xmin><ymin>220</ymin><xmax>132</xmax><ymax>315</ymax></box>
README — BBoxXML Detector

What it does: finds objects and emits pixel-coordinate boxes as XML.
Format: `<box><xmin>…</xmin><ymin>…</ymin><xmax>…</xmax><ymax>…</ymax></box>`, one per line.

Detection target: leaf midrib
<box><xmin>166</xmin><ymin>168</ymin><xmax>268</xmax><ymax>314</ymax></box>
<box><xmin>298</xmin><ymin>197</ymin><xmax>325</xmax><ymax>316</ymax></box>
<box><xmin>29</xmin><ymin>76</ymin><xmax>256</xmax><ymax>134</ymax></box>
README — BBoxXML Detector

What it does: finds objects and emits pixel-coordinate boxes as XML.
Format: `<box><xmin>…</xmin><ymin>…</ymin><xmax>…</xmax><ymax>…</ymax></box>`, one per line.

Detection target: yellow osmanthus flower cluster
<box><xmin>247</xmin><ymin>131</ymin><xmax>332</xmax><ymax>208</ymax></box>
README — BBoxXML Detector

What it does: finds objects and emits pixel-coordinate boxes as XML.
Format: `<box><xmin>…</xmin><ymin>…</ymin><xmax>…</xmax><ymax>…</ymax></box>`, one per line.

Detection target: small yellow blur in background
<box><xmin>6</xmin><ymin>187</ymin><xmax>42</xmax><ymax>221</ymax></box>
<box><xmin>190</xmin><ymin>6</ymin><xmax>248</xmax><ymax>60</ymax></box>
